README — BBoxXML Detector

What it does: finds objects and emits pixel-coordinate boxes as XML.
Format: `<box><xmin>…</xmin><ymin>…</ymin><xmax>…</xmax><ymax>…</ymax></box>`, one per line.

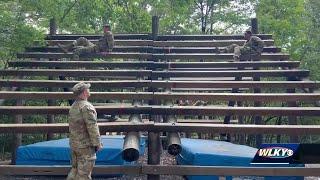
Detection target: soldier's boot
<box><xmin>103</xmin><ymin>114</ymin><xmax>119</xmax><ymax>122</ymax></box>
<box><xmin>232</xmin><ymin>55</ymin><xmax>240</xmax><ymax>62</ymax></box>
<box><xmin>215</xmin><ymin>46</ymin><xmax>220</xmax><ymax>54</ymax></box>
<box><xmin>57</xmin><ymin>43</ymin><xmax>74</xmax><ymax>53</ymax></box>
<box><xmin>66</xmin><ymin>168</ymin><xmax>77</xmax><ymax>180</ymax></box>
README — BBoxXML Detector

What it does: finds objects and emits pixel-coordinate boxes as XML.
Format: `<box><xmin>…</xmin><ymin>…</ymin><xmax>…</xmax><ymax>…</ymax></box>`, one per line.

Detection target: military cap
<box><xmin>72</xmin><ymin>82</ymin><xmax>91</xmax><ymax>95</ymax></box>
<box><xmin>245</xmin><ymin>28</ymin><xmax>252</xmax><ymax>34</ymax></box>
<box><xmin>104</xmin><ymin>24</ymin><xmax>111</xmax><ymax>33</ymax></box>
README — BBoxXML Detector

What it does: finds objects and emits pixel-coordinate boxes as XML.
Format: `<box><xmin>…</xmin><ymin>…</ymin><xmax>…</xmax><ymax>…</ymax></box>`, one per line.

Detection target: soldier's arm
<box><xmin>254</xmin><ymin>37</ymin><xmax>265</xmax><ymax>53</ymax></box>
<box><xmin>81</xmin><ymin>104</ymin><xmax>101</xmax><ymax>147</ymax></box>
<box><xmin>106</xmin><ymin>31</ymin><xmax>114</xmax><ymax>51</ymax></box>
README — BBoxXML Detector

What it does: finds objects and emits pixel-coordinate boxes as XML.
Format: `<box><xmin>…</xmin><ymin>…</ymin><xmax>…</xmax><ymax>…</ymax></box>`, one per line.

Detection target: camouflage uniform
<box><xmin>225</xmin><ymin>36</ymin><xmax>264</xmax><ymax>61</ymax></box>
<box><xmin>67</xmin><ymin>82</ymin><xmax>101</xmax><ymax>180</ymax></box>
<box><xmin>59</xmin><ymin>32</ymin><xmax>114</xmax><ymax>60</ymax></box>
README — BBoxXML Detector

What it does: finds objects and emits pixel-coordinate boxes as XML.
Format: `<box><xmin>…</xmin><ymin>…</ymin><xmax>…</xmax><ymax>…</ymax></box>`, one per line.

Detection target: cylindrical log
<box><xmin>122</xmin><ymin>101</ymin><xmax>142</xmax><ymax>162</ymax></box>
<box><xmin>122</xmin><ymin>131</ymin><xmax>140</xmax><ymax>162</ymax></box>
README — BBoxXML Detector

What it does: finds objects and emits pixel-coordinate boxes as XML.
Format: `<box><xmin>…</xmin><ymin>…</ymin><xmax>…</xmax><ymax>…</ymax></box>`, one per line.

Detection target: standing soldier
<box><xmin>221</xmin><ymin>29</ymin><xmax>264</xmax><ymax>61</ymax></box>
<box><xmin>67</xmin><ymin>82</ymin><xmax>103</xmax><ymax>180</ymax></box>
<box><xmin>58</xmin><ymin>24</ymin><xmax>114</xmax><ymax>60</ymax></box>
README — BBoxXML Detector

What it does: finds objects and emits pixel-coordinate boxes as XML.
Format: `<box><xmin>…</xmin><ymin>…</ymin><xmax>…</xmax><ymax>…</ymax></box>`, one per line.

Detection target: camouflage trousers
<box><xmin>72</xmin><ymin>37</ymin><xmax>97</xmax><ymax>60</ymax></box>
<box><xmin>66</xmin><ymin>146</ymin><xmax>96</xmax><ymax>180</ymax></box>
<box><xmin>225</xmin><ymin>44</ymin><xmax>261</xmax><ymax>61</ymax></box>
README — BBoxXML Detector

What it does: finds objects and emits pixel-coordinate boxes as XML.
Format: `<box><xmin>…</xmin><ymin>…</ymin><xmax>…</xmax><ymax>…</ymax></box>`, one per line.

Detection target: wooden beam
<box><xmin>25</xmin><ymin>46</ymin><xmax>281</xmax><ymax>53</ymax></box>
<box><xmin>1</xmin><ymin>91</ymin><xmax>319</xmax><ymax>102</ymax></box>
<box><xmin>0</xmin><ymin>123</ymin><xmax>320</xmax><ymax>135</ymax></box>
<box><xmin>0</xmin><ymin>69</ymin><xmax>151</xmax><ymax>77</ymax></box>
<box><xmin>0</xmin><ymin>106</ymin><xmax>320</xmax><ymax>116</ymax></box>
<box><xmin>1</xmin><ymin>165</ymin><xmax>319</xmax><ymax>176</ymax></box>
<box><xmin>45</xmin><ymin>34</ymin><xmax>273</xmax><ymax>40</ymax></box>
<box><xmin>0</xmin><ymin>165</ymin><xmax>141</xmax><ymax>176</ymax></box>
<box><xmin>142</xmin><ymin>165</ymin><xmax>320</xmax><ymax>176</ymax></box>
<box><xmin>8</xmin><ymin>60</ymin><xmax>299</xmax><ymax>69</ymax></box>
<box><xmin>0</xmin><ymin>69</ymin><xmax>309</xmax><ymax>78</ymax></box>
<box><xmin>46</xmin><ymin>39</ymin><xmax>274</xmax><ymax>47</ymax></box>
<box><xmin>17</xmin><ymin>52</ymin><xmax>287</xmax><ymax>61</ymax></box>
<box><xmin>16</xmin><ymin>52</ymin><xmax>151</xmax><ymax>59</ymax></box>
<box><xmin>0</xmin><ymin>80</ymin><xmax>318</xmax><ymax>89</ymax></box>
<box><xmin>46</xmin><ymin>34</ymin><xmax>150</xmax><ymax>40</ymax></box>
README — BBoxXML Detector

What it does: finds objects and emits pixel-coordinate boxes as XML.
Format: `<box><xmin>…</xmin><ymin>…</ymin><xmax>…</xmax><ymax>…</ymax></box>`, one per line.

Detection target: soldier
<box><xmin>221</xmin><ymin>29</ymin><xmax>264</xmax><ymax>61</ymax></box>
<box><xmin>58</xmin><ymin>24</ymin><xmax>114</xmax><ymax>60</ymax></box>
<box><xmin>67</xmin><ymin>82</ymin><xmax>103</xmax><ymax>180</ymax></box>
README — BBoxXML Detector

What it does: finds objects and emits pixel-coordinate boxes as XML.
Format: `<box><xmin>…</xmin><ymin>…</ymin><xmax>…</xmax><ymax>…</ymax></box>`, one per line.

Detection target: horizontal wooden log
<box><xmin>7</xmin><ymin>60</ymin><xmax>300</xmax><ymax>69</ymax></box>
<box><xmin>0</xmin><ymin>69</ymin><xmax>151</xmax><ymax>77</ymax></box>
<box><xmin>45</xmin><ymin>34</ymin><xmax>273</xmax><ymax>40</ymax></box>
<box><xmin>0</xmin><ymin>165</ymin><xmax>140</xmax><ymax>176</ymax></box>
<box><xmin>17</xmin><ymin>52</ymin><xmax>151</xmax><ymax>59</ymax></box>
<box><xmin>0</xmin><ymin>80</ymin><xmax>318</xmax><ymax>89</ymax></box>
<box><xmin>25</xmin><ymin>46</ymin><xmax>281</xmax><ymax>53</ymax></box>
<box><xmin>1</xmin><ymin>91</ymin><xmax>319</xmax><ymax>102</ymax></box>
<box><xmin>47</xmin><ymin>39</ymin><xmax>275</xmax><ymax>47</ymax></box>
<box><xmin>16</xmin><ymin>52</ymin><xmax>288</xmax><ymax>61</ymax></box>
<box><xmin>0</xmin><ymin>106</ymin><xmax>319</xmax><ymax>116</ymax></box>
<box><xmin>46</xmin><ymin>34</ymin><xmax>150</xmax><ymax>40</ymax></box>
<box><xmin>0</xmin><ymin>122</ymin><xmax>320</xmax><ymax>135</ymax></box>
<box><xmin>0</xmin><ymin>69</ymin><xmax>308</xmax><ymax>78</ymax></box>
<box><xmin>153</xmin><ymin>40</ymin><xmax>275</xmax><ymax>47</ymax></box>
<box><xmin>1</xmin><ymin>165</ymin><xmax>319</xmax><ymax>176</ymax></box>
<box><xmin>152</xmin><ymin>70</ymin><xmax>309</xmax><ymax>78</ymax></box>
<box><xmin>142</xmin><ymin>165</ymin><xmax>320</xmax><ymax>176</ymax></box>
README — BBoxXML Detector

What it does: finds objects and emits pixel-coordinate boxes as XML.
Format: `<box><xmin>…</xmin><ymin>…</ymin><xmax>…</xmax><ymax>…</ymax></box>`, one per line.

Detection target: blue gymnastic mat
<box><xmin>177</xmin><ymin>138</ymin><xmax>303</xmax><ymax>180</ymax></box>
<box><xmin>16</xmin><ymin>135</ymin><xmax>146</xmax><ymax>165</ymax></box>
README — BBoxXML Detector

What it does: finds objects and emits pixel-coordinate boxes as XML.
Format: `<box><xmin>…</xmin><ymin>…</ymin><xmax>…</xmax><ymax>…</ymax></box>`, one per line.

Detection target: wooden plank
<box><xmin>0</xmin><ymin>80</ymin><xmax>318</xmax><ymax>89</ymax></box>
<box><xmin>152</xmin><ymin>70</ymin><xmax>309</xmax><ymax>78</ymax></box>
<box><xmin>0</xmin><ymin>122</ymin><xmax>320</xmax><ymax>135</ymax></box>
<box><xmin>1</xmin><ymin>165</ymin><xmax>319</xmax><ymax>176</ymax></box>
<box><xmin>0</xmin><ymin>69</ymin><xmax>151</xmax><ymax>77</ymax></box>
<box><xmin>0</xmin><ymin>106</ymin><xmax>320</xmax><ymax>116</ymax></box>
<box><xmin>0</xmin><ymin>69</ymin><xmax>308</xmax><ymax>78</ymax></box>
<box><xmin>8</xmin><ymin>60</ymin><xmax>300</xmax><ymax>69</ymax></box>
<box><xmin>0</xmin><ymin>165</ymin><xmax>141</xmax><ymax>176</ymax></box>
<box><xmin>16</xmin><ymin>52</ymin><xmax>151</xmax><ymax>59</ymax></box>
<box><xmin>177</xmin><ymin>119</ymin><xmax>239</xmax><ymax>124</ymax></box>
<box><xmin>45</xmin><ymin>34</ymin><xmax>273</xmax><ymax>40</ymax></box>
<box><xmin>17</xmin><ymin>52</ymin><xmax>287</xmax><ymax>61</ymax></box>
<box><xmin>152</xmin><ymin>53</ymin><xmax>288</xmax><ymax>60</ymax></box>
<box><xmin>46</xmin><ymin>34</ymin><xmax>150</xmax><ymax>40</ymax></box>
<box><xmin>142</xmin><ymin>165</ymin><xmax>320</xmax><ymax>176</ymax></box>
<box><xmin>25</xmin><ymin>46</ymin><xmax>280</xmax><ymax>53</ymax></box>
<box><xmin>153</xmin><ymin>40</ymin><xmax>274</xmax><ymax>47</ymax></box>
<box><xmin>1</xmin><ymin>91</ymin><xmax>320</xmax><ymax>102</ymax></box>
<box><xmin>47</xmin><ymin>39</ymin><xmax>274</xmax><ymax>47</ymax></box>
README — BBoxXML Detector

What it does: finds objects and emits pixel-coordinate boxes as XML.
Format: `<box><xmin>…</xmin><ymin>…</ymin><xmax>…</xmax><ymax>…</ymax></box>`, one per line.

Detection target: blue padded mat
<box><xmin>16</xmin><ymin>135</ymin><xmax>146</xmax><ymax>165</ymax></box>
<box><xmin>177</xmin><ymin>138</ymin><xmax>303</xmax><ymax>180</ymax></box>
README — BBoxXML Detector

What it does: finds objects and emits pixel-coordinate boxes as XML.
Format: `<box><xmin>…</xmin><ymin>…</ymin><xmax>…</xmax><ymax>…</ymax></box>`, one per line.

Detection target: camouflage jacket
<box><xmin>69</xmin><ymin>99</ymin><xmax>101</xmax><ymax>149</ymax></box>
<box><xmin>241</xmin><ymin>36</ymin><xmax>265</xmax><ymax>55</ymax></box>
<box><xmin>97</xmin><ymin>31</ymin><xmax>114</xmax><ymax>52</ymax></box>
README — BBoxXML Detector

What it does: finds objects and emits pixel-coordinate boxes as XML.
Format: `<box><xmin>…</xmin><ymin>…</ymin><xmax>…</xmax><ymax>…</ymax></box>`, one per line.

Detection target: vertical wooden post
<box><xmin>147</xmin><ymin>16</ymin><xmax>161</xmax><ymax>180</ymax></box>
<box><xmin>251</xmin><ymin>18</ymin><xmax>258</xmax><ymax>34</ymax></box>
<box><xmin>250</xmin><ymin>18</ymin><xmax>263</xmax><ymax>146</ymax></box>
<box><xmin>47</xmin><ymin>18</ymin><xmax>57</xmax><ymax>140</ymax></box>
<box><xmin>11</xmin><ymin>90</ymin><xmax>23</xmax><ymax>164</ymax></box>
<box><xmin>287</xmin><ymin>76</ymin><xmax>298</xmax><ymax>142</ymax></box>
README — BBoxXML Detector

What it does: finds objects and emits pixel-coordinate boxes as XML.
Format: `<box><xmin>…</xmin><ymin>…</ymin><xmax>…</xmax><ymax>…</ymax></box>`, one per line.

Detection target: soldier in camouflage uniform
<box><xmin>67</xmin><ymin>82</ymin><xmax>103</xmax><ymax>180</ymax></box>
<box><xmin>58</xmin><ymin>24</ymin><xmax>114</xmax><ymax>60</ymax></box>
<box><xmin>222</xmin><ymin>29</ymin><xmax>264</xmax><ymax>61</ymax></box>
